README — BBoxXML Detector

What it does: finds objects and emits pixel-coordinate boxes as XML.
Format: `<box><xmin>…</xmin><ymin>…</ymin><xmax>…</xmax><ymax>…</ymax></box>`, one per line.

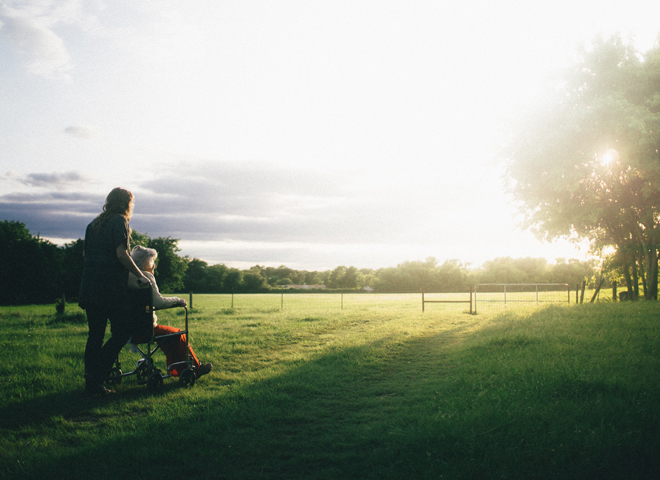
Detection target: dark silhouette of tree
<box><xmin>0</xmin><ymin>221</ymin><xmax>62</xmax><ymax>305</ymax></box>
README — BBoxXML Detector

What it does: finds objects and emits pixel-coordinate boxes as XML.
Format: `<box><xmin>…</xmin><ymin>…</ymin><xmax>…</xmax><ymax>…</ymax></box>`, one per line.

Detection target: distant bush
<box><xmin>55</xmin><ymin>296</ymin><xmax>66</xmax><ymax>315</ymax></box>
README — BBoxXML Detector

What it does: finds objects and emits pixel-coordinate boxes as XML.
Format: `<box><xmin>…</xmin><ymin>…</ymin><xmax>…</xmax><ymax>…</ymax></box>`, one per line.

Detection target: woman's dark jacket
<box><xmin>78</xmin><ymin>215</ymin><xmax>130</xmax><ymax>309</ymax></box>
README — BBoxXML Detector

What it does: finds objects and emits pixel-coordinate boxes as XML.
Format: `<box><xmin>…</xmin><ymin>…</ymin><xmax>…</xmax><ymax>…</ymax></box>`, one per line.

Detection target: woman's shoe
<box><xmin>85</xmin><ymin>372</ymin><xmax>115</xmax><ymax>396</ymax></box>
<box><xmin>196</xmin><ymin>363</ymin><xmax>213</xmax><ymax>378</ymax></box>
<box><xmin>86</xmin><ymin>383</ymin><xmax>116</xmax><ymax>396</ymax></box>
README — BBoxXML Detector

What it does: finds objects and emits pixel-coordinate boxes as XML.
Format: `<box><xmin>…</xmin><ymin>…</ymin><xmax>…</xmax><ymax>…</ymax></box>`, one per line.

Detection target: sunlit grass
<box><xmin>1</xmin><ymin>296</ymin><xmax>659</xmax><ymax>479</ymax></box>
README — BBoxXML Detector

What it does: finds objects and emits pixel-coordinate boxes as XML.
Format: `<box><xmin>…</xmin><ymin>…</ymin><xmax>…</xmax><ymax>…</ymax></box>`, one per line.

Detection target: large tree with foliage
<box><xmin>182</xmin><ymin>258</ymin><xmax>209</xmax><ymax>292</ymax></box>
<box><xmin>243</xmin><ymin>266</ymin><xmax>268</xmax><ymax>291</ymax></box>
<box><xmin>61</xmin><ymin>239</ymin><xmax>85</xmax><ymax>300</ymax></box>
<box><xmin>0</xmin><ymin>221</ymin><xmax>63</xmax><ymax>305</ymax></box>
<box><xmin>503</xmin><ymin>35</ymin><xmax>660</xmax><ymax>299</ymax></box>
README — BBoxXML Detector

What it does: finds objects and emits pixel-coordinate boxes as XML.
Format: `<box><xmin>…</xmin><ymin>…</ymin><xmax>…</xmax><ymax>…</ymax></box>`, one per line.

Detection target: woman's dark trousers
<box><xmin>84</xmin><ymin>303</ymin><xmax>132</xmax><ymax>386</ymax></box>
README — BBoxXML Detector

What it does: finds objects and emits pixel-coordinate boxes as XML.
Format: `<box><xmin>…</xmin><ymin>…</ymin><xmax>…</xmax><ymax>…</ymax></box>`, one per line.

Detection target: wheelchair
<box><xmin>108</xmin><ymin>286</ymin><xmax>197</xmax><ymax>391</ymax></box>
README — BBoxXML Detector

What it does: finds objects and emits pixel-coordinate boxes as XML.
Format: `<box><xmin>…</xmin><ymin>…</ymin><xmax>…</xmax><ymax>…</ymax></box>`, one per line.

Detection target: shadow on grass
<box><xmin>3</xmin><ymin>310</ymin><xmax>660</xmax><ymax>480</ymax></box>
<box><xmin>0</xmin><ymin>375</ymin><xmax>178</xmax><ymax>430</ymax></box>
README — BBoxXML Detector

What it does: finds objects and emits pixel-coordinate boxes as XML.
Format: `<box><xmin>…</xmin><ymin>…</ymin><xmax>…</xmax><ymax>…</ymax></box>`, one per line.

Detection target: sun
<box><xmin>601</xmin><ymin>148</ymin><xmax>620</xmax><ymax>166</ymax></box>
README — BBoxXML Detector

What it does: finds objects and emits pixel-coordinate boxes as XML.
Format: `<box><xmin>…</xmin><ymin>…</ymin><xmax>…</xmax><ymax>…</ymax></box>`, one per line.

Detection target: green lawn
<box><xmin>1</xmin><ymin>295</ymin><xmax>659</xmax><ymax>479</ymax></box>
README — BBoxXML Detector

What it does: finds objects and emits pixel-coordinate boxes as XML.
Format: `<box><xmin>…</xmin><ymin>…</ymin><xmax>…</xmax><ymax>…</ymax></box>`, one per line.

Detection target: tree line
<box><xmin>1</xmin><ymin>219</ymin><xmax>602</xmax><ymax>306</ymax></box>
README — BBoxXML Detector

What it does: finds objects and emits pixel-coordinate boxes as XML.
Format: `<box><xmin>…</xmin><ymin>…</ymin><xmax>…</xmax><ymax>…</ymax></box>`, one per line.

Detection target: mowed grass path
<box><xmin>1</xmin><ymin>295</ymin><xmax>659</xmax><ymax>479</ymax></box>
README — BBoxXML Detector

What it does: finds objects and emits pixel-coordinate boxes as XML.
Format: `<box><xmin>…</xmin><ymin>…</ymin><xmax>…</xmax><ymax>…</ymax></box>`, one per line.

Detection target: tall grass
<box><xmin>1</xmin><ymin>297</ymin><xmax>659</xmax><ymax>479</ymax></box>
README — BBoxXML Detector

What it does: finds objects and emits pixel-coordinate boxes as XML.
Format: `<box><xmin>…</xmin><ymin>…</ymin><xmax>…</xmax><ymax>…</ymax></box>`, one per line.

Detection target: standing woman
<box><xmin>79</xmin><ymin>187</ymin><xmax>149</xmax><ymax>395</ymax></box>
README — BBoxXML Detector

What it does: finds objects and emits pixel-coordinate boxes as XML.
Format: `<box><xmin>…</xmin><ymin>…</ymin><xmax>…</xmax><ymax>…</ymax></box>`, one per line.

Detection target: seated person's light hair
<box><xmin>131</xmin><ymin>245</ymin><xmax>158</xmax><ymax>271</ymax></box>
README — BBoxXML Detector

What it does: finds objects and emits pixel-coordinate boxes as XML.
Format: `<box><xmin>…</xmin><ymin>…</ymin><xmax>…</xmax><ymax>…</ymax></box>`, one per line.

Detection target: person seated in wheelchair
<box><xmin>127</xmin><ymin>245</ymin><xmax>212</xmax><ymax>379</ymax></box>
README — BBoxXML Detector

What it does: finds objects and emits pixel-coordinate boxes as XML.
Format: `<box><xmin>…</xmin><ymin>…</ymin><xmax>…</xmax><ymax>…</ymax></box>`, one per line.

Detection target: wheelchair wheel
<box><xmin>147</xmin><ymin>372</ymin><xmax>163</xmax><ymax>391</ymax></box>
<box><xmin>108</xmin><ymin>367</ymin><xmax>122</xmax><ymax>385</ymax></box>
<box><xmin>135</xmin><ymin>359</ymin><xmax>150</xmax><ymax>384</ymax></box>
<box><xmin>179</xmin><ymin>368</ymin><xmax>196</xmax><ymax>387</ymax></box>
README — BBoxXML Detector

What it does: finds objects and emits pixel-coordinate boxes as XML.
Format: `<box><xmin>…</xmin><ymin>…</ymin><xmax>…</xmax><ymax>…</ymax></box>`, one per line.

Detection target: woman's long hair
<box><xmin>91</xmin><ymin>187</ymin><xmax>134</xmax><ymax>235</ymax></box>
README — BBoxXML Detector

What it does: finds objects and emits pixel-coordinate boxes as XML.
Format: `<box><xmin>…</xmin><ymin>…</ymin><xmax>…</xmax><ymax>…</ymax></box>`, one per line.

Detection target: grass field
<box><xmin>1</xmin><ymin>294</ymin><xmax>659</xmax><ymax>479</ymax></box>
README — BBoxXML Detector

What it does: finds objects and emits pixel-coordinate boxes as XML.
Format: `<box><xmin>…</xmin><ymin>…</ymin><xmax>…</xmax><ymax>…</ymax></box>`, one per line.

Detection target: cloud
<box><xmin>0</xmin><ymin>161</ymin><xmax>429</xmax><ymax>244</ymax></box>
<box><xmin>0</xmin><ymin>160</ymin><xmax>495</xmax><ymax>268</ymax></box>
<box><xmin>138</xmin><ymin>161</ymin><xmax>350</xmax><ymax>216</ymax></box>
<box><xmin>63</xmin><ymin>125</ymin><xmax>98</xmax><ymax>139</ymax></box>
<box><xmin>125</xmin><ymin>160</ymin><xmax>448</xmax><ymax>247</ymax></box>
<box><xmin>0</xmin><ymin>0</ymin><xmax>104</xmax><ymax>79</ymax></box>
<box><xmin>20</xmin><ymin>171</ymin><xmax>88</xmax><ymax>190</ymax></box>
<box><xmin>0</xmin><ymin>3</ymin><xmax>73</xmax><ymax>79</ymax></box>
<box><xmin>0</xmin><ymin>190</ymin><xmax>102</xmax><ymax>239</ymax></box>
<box><xmin>0</xmin><ymin>171</ymin><xmax>18</xmax><ymax>181</ymax></box>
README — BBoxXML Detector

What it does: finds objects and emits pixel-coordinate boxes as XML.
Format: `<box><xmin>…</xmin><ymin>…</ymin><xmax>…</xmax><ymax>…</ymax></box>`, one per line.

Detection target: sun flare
<box><xmin>601</xmin><ymin>148</ymin><xmax>620</xmax><ymax>166</ymax></box>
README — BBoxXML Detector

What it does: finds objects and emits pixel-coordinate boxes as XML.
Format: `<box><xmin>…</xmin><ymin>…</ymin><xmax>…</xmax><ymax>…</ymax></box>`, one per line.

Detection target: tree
<box><xmin>327</xmin><ymin>266</ymin><xmax>347</xmax><ymax>289</ymax></box>
<box><xmin>0</xmin><ymin>221</ymin><xmax>62</xmax><ymax>305</ymax></box>
<box><xmin>224</xmin><ymin>268</ymin><xmax>243</xmax><ymax>292</ymax></box>
<box><xmin>61</xmin><ymin>239</ymin><xmax>85</xmax><ymax>300</ymax></box>
<box><xmin>547</xmin><ymin>258</ymin><xmax>599</xmax><ymax>288</ymax></box>
<box><xmin>503</xmin><ymin>35</ymin><xmax>660</xmax><ymax>299</ymax></box>
<box><xmin>149</xmin><ymin>237</ymin><xmax>187</xmax><ymax>292</ymax></box>
<box><xmin>359</xmin><ymin>268</ymin><xmax>377</xmax><ymax>289</ymax></box>
<box><xmin>243</xmin><ymin>266</ymin><xmax>267</xmax><ymax>291</ymax></box>
<box><xmin>303</xmin><ymin>271</ymin><xmax>323</xmax><ymax>285</ymax></box>
<box><xmin>436</xmin><ymin>259</ymin><xmax>469</xmax><ymax>291</ymax></box>
<box><xmin>207</xmin><ymin>264</ymin><xmax>228</xmax><ymax>292</ymax></box>
<box><xmin>341</xmin><ymin>266</ymin><xmax>359</xmax><ymax>288</ymax></box>
<box><xmin>375</xmin><ymin>266</ymin><xmax>407</xmax><ymax>292</ymax></box>
<box><xmin>130</xmin><ymin>230</ymin><xmax>150</xmax><ymax>248</ymax></box>
<box><xmin>183</xmin><ymin>258</ymin><xmax>209</xmax><ymax>292</ymax></box>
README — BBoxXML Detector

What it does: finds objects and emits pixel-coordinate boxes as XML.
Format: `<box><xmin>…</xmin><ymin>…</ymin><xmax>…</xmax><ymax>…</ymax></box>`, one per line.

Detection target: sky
<box><xmin>1</xmin><ymin>0</ymin><xmax>659</xmax><ymax>271</ymax></box>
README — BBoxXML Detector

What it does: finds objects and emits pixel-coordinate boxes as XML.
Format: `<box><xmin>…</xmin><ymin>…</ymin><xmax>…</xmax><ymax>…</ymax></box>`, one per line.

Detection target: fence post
<box><xmin>580</xmin><ymin>280</ymin><xmax>586</xmax><ymax>304</ymax></box>
<box><xmin>474</xmin><ymin>285</ymin><xmax>477</xmax><ymax>314</ymax></box>
<box><xmin>535</xmin><ymin>284</ymin><xmax>539</xmax><ymax>305</ymax></box>
<box><xmin>189</xmin><ymin>292</ymin><xmax>193</xmax><ymax>310</ymax></box>
<box><xmin>281</xmin><ymin>292</ymin><xmax>284</xmax><ymax>310</ymax></box>
<box><xmin>612</xmin><ymin>281</ymin><xmax>617</xmax><ymax>302</ymax></box>
<box><xmin>590</xmin><ymin>277</ymin><xmax>605</xmax><ymax>303</ymax></box>
<box><xmin>422</xmin><ymin>288</ymin><xmax>425</xmax><ymax>312</ymax></box>
<box><xmin>469</xmin><ymin>286</ymin><xmax>473</xmax><ymax>314</ymax></box>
